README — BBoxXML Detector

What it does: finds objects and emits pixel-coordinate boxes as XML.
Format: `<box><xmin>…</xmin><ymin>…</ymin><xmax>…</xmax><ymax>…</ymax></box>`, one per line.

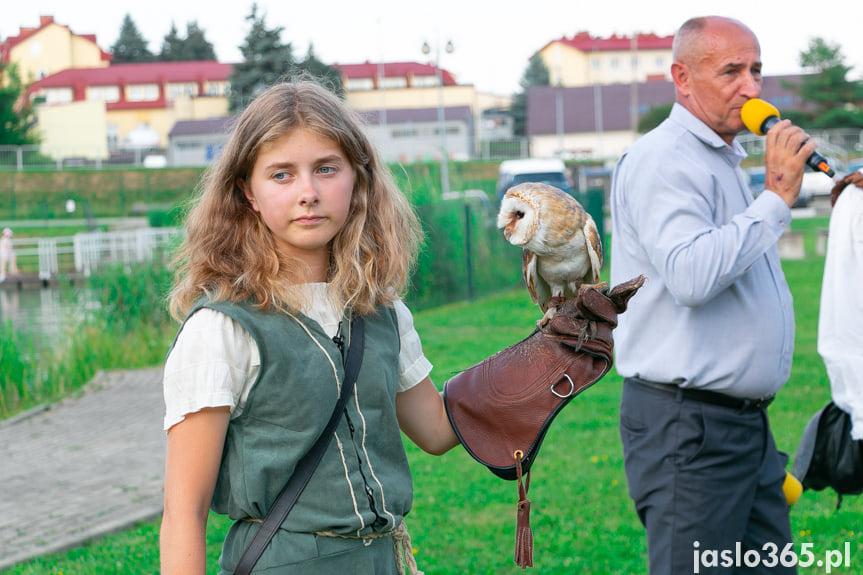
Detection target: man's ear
<box><xmin>237</xmin><ymin>178</ymin><xmax>258</xmax><ymax>211</ymax></box>
<box><xmin>671</xmin><ymin>61</ymin><xmax>690</xmax><ymax>97</ymax></box>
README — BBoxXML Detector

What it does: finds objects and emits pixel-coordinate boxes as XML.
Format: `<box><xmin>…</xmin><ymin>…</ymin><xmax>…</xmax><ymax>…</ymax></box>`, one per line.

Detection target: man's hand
<box><xmin>763</xmin><ymin>119</ymin><xmax>818</xmax><ymax>208</ymax></box>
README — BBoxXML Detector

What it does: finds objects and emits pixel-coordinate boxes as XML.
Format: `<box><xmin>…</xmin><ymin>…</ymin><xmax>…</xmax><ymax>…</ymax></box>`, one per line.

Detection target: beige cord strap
<box><xmin>314</xmin><ymin>521</ymin><xmax>423</xmax><ymax>574</ymax></box>
<box><xmin>392</xmin><ymin>521</ymin><xmax>424</xmax><ymax>575</ymax></box>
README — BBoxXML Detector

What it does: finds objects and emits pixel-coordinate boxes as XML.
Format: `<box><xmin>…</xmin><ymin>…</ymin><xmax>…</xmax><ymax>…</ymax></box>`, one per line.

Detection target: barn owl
<box><xmin>497</xmin><ymin>182</ymin><xmax>604</xmax><ymax>326</ymax></box>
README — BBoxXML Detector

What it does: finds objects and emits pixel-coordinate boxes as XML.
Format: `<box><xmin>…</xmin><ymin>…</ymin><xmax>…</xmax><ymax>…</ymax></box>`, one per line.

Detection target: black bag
<box><xmin>792</xmin><ymin>401</ymin><xmax>863</xmax><ymax>509</ymax></box>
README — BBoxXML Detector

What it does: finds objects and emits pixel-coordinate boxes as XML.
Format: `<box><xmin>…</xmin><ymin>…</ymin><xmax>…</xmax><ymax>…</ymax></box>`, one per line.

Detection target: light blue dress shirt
<box><xmin>610</xmin><ymin>103</ymin><xmax>795</xmax><ymax>398</ymax></box>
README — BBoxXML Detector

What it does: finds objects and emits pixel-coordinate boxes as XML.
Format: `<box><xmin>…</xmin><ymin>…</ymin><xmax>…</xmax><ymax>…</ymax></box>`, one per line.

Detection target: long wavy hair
<box><xmin>168</xmin><ymin>79</ymin><xmax>422</xmax><ymax>321</ymax></box>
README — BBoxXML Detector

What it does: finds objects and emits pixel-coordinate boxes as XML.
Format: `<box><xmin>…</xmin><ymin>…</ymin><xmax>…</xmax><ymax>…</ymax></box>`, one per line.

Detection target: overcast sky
<box><xmin>4</xmin><ymin>0</ymin><xmax>862</xmax><ymax>96</ymax></box>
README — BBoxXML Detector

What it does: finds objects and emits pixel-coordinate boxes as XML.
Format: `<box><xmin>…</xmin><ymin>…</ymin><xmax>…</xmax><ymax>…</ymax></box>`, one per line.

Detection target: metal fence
<box><xmin>0</xmin><ymin>138</ymin><xmax>531</xmax><ymax>171</ymax></box>
<box><xmin>736</xmin><ymin>129</ymin><xmax>863</xmax><ymax>167</ymax></box>
<box><xmin>9</xmin><ymin>227</ymin><xmax>181</xmax><ymax>281</ymax></box>
<box><xmin>0</xmin><ymin>145</ymin><xmax>165</xmax><ymax>171</ymax></box>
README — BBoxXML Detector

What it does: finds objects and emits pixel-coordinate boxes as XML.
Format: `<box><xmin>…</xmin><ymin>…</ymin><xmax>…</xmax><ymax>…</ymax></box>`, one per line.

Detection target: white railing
<box><xmin>10</xmin><ymin>228</ymin><xmax>182</xmax><ymax>280</ymax></box>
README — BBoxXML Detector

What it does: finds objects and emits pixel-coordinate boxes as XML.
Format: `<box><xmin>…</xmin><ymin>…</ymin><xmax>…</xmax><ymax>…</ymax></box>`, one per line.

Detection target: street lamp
<box><xmin>422</xmin><ymin>39</ymin><xmax>454</xmax><ymax>196</ymax></box>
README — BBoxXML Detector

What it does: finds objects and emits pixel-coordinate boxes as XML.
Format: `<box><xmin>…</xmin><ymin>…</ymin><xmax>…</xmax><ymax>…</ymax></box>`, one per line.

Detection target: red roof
<box><xmin>553</xmin><ymin>32</ymin><xmax>674</xmax><ymax>53</ymax></box>
<box><xmin>1</xmin><ymin>15</ymin><xmax>111</xmax><ymax>64</ymax></box>
<box><xmin>334</xmin><ymin>61</ymin><xmax>457</xmax><ymax>86</ymax></box>
<box><xmin>30</xmin><ymin>61</ymin><xmax>233</xmax><ymax>88</ymax></box>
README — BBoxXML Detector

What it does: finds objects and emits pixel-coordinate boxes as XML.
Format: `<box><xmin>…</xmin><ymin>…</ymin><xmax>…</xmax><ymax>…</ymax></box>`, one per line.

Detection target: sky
<box><xmin>3</xmin><ymin>0</ymin><xmax>863</xmax><ymax>96</ymax></box>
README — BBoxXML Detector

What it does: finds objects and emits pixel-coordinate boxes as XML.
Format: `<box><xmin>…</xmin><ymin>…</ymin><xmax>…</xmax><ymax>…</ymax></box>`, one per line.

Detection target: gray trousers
<box><xmin>620</xmin><ymin>379</ymin><xmax>795</xmax><ymax>575</ymax></box>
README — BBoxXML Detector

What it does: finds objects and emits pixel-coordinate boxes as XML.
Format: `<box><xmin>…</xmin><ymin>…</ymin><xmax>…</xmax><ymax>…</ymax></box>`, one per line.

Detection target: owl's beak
<box><xmin>503</xmin><ymin>221</ymin><xmax>513</xmax><ymax>241</ymax></box>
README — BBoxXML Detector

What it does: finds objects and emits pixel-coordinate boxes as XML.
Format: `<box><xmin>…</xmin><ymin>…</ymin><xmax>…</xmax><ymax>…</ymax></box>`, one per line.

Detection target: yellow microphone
<box><xmin>740</xmin><ymin>98</ymin><xmax>835</xmax><ymax>177</ymax></box>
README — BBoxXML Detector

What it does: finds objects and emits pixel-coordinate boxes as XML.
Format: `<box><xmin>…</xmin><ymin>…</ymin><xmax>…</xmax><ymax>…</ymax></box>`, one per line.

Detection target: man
<box><xmin>609</xmin><ymin>16</ymin><xmax>815</xmax><ymax>574</ymax></box>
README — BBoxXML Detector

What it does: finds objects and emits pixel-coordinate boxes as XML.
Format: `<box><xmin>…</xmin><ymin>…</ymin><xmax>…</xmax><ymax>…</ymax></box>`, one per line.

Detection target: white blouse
<box><xmin>817</xmin><ymin>184</ymin><xmax>863</xmax><ymax>439</ymax></box>
<box><xmin>162</xmin><ymin>284</ymin><xmax>433</xmax><ymax>431</ymax></box>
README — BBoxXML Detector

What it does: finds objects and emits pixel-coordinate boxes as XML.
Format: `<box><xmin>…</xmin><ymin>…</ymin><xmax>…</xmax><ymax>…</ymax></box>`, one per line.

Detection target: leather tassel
<box><xmin>514</xmin><ymin>451</ymin><xmax>534</xmax><ymax>568</ymax></box>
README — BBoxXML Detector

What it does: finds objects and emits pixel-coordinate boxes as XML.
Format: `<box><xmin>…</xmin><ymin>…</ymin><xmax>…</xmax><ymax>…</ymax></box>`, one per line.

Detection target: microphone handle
<box><xmin>760</xmin><ymin>116</ymin><xmax>834</xmax><ymax>177</ymax></box>
<box><xmin>807</xmin><ymin>151</ymin><xmax>835</xmax><ymax>177</ymax></box>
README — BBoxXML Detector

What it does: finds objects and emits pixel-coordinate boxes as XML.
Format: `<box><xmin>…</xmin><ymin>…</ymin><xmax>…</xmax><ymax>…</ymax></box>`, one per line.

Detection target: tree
<box><xmin>111</xmin><ymin>14</ymin><xmax>155</xmax><ymax>63</ymax></box>
<box><xmin>229</xmin><ymin>3</ymin><xmax>295</xmax><ymax>112</ymax></box>
<box><xmin>158</xmin><ymin>23</ymin><xmax>184</xmax><ymax>62</ymax></box>
<box><xmin>790</xmin><ymin>38</ymin><xmax>863</xmax><ymax>129</ymax></box>
<box><xmin>295</xmin><ymin>44</ymin><xmax>344</xmax><ymax>97</ymax></box>
<box><xmin>0</xmin><ymin>62</ymin><xmax>39</xmax><ymax>145</ymax></box>
<box><xmin>511</xmin><ymin>55</ymin><xmax>550</xmax><ymax>137</ymax></box>
<box><xmin>638</xmin><ymin>104</ymin><xmax>673</xmax><ymax>133</ymax></box>
<box><xmin>0</xmin><ymin>61</ymin><xmax>39</xmax><ymax>146</ymax></box>
<box><xmin>179</xmin><ymin>22</ymin><xmax>216</xmax><ymax>61</ymax></box>
<box><xmin>159</xmin><ymin>21</ymin><xmax>216</xmax><ymax>62</ymax></box>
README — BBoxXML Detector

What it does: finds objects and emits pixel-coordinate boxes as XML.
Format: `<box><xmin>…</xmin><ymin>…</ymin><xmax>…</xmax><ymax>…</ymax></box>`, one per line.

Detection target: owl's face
<box><xmin>497</xmin><ymin>191</ymin><xmax>538</xmax><ymax>246</ymax></box>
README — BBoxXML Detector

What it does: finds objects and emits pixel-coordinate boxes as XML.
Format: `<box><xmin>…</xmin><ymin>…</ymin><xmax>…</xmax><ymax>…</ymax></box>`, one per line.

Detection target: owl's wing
<box><xmin>522</xmin><ymin>248</ymin><xmax>552</xmax><ymax>312</ymax></box>
<box><xmin>582</xmin><ymin>216</ymin><xmax>604</xmax><ymax>284</ymax></box>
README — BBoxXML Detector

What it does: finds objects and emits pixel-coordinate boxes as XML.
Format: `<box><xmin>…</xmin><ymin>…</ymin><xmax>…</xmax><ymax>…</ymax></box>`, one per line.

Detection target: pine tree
<box><xmin>229</xmin><ymin>3</ymin><xmax>295</xmax><ymax>112</ymax></box>
<box><xmin>296</xmin><ymin>44</ymin><xmax>344</xmax><ymax>97</ymax></box>
<box><xmin>792</xmin><ymin>38</ymin><xmax>863</xmax><ymax>129</ymax></box>
<box><xmin>111</xmin><ymin>14</ymin><xmax>155</xmax><ymax>63</ymax></box>
<box><xmin>0</xmin><ymin>62</ymin><xmax>39</xmax><ymax>145</ymax></box>
<box><xmin>179</xmin><ymin>22</ymin><xmax>216</xmax><ymax>61</ymax></box>
<box><xmin>159</xmin><ymin>23</ymin><xmax>183</xmax><ymax>62</ymax></box>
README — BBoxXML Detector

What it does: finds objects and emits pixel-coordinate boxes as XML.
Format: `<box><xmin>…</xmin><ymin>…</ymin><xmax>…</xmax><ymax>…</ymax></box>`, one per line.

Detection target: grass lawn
<box><xmin>3</xmin><ymin>224</ymin><xmax>862</xmax><ymax>574</ymax></box>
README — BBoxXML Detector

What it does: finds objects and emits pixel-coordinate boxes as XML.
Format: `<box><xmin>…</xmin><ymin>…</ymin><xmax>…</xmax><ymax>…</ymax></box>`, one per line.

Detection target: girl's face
<box><xmin>239</xmin><ymin>128</ymin><xmax>355</xmax><ymax>281</ymax></box>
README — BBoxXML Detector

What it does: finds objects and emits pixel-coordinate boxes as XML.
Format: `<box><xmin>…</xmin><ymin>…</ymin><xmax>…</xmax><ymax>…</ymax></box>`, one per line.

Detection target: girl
<box><xmin>159</xmin><ymin>80</ymin><xmax>458</xmax><ymax>574</ymax></box>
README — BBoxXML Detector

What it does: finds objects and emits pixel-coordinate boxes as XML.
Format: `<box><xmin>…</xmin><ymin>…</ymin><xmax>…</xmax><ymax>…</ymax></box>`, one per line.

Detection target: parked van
<box><xmin>496</xmin><ymin>158</ymin><xmax>572</xmax><ymax>200</ymax></box>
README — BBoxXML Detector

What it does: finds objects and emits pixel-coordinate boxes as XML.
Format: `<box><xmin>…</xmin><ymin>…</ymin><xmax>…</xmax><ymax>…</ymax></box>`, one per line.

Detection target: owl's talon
<box><xmin>537</xmin><ymin>306</ymin><xmax>558</xmax><ymax>329</ymax></box>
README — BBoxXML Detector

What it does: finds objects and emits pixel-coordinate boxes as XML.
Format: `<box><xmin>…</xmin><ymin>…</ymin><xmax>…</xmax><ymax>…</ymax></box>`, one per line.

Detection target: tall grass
<box><xmin>0</xmin><ymin>264</ymin><xmax>176</xmax><ymax>419</ymax></box>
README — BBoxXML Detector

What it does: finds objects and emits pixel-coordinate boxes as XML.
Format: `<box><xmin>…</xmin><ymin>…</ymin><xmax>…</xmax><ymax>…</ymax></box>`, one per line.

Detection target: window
<box><xmin>45</xmin><ymin>88</ymin><xmax>73</xmax><ymax>105</ymax></box>
<box><xmin>167</xmin><ymin>82</ymin><xmax>199</xmax><ymax>101</ymax></box>
<box><xmin>413</xmin><ymin>75</ymin><xmax>439</xmax><ymax>88</ymax></box>
<box><xmin>346</xmin><ymin>78</ymin><xmax>374</xmax><ymax>91</ymax></box>
<box><xmin>127</xmin><ymin>84</ymin><xmax>159</xmax><ymax>102</ymax></box>
<box><xmin>204</xmin><ymin>82</ymin><xmax>227</xmax><ymax>96</ymax></box>
<box><xmin>29</xmin><ymin>40</ymin><xmax>42</xmax><ymax>58</ymax></box>
<box><xmin>106</xmin><ymin>124</ymin><xmax>119</xmax><ymax>149</ymax></box>
<box><xmin>392</xmin><ymin>127</ymin><xmax>418</xmax><ymax>138</ymax></box>
<box><xmin>591</xmin><ymin>57</ymin><xmax>601</xmax><ymax>70</ymax></box>
<box><xmin>87</xmin><ymin>86</ymin><xmax>120</xmax><ymax>103</ymax></box>
<box><xmin>380</xmin><ymin>76</ymin><xmax>407</xmax><ymax>89</ymax></box>
<box><xmin>609</xmin><ymin>57</ymin><xmax>619</xmax><ymax>69</ymax></box>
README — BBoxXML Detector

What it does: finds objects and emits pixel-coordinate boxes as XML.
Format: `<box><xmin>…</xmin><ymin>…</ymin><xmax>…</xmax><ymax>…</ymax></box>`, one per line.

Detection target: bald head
<box><xmin>669</xmin><ymin>15</ymin><xmax>763</xmax><ymax>144</ymax></box>
<box><xmin>673</xmin><ymin>16</ymin><xmax>759</xmax><ymax>67</ymax></box>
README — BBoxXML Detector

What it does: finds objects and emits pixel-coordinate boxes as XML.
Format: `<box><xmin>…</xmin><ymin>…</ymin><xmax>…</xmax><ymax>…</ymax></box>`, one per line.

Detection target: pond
<box><xmin>0</xmin><ymin>285</ymin><xmax>97</xmax><ymax>358</ymax></box>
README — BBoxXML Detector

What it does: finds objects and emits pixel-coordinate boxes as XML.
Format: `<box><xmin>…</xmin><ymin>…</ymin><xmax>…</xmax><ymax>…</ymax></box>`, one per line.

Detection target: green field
<box><xmin>3</xmin><ymin>231</ymin><xmax>861</xmax><ymax>574</ymax></box>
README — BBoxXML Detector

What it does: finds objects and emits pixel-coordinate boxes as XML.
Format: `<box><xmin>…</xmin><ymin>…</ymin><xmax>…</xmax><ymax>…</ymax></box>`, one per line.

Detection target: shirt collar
<box><xmin>669</xmin><ymin>103</ymin><xmax>748</xmax><ymax>165</ymax></box>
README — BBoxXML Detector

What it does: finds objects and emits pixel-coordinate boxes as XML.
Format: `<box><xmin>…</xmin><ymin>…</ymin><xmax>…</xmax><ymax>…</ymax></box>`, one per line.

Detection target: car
<box><xmin>496</xmin><ymin>158</ymin><xmax>572</xmax><ymax>200</ymax></box>
<box><xmin>747</xmin><ymin>165</ymin><xmax>812</xmax><ymax>208</ymax></box>
<box><xmin>846</xmin><ymin>158</ymin><xmax>863</xmax><ymax>174</ymax></box>
<box><xmin>800</xmin><ymin>170</ymin><xmax>834</xmax><ymax>198</ymax></box>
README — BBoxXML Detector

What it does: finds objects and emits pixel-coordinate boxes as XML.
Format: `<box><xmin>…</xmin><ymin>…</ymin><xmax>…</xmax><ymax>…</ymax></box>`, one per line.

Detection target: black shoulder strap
<box><xmin>233</xmin><ymin>316</ymin><xmax>365</xmax><ymax>575</ymax></box>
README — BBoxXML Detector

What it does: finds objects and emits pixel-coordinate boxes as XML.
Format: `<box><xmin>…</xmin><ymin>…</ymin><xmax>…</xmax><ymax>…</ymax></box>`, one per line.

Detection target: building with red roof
<box><xmin>27</xmin><ymin>61</ymin><xmax>231</xmax><ymax>159</ymax></box>
<box><xmin>537</xmin><ymin>31</ymin><xmax>675</xmax><ymax>87</ymax></box>
<box><xmin>1</xmin><ymin>16</ymin><xmax>111</xmax><ymax>83</ymax></box>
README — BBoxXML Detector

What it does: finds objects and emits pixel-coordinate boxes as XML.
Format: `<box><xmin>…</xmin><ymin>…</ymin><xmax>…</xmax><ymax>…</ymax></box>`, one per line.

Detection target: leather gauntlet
<box><xmin>442</xmin><ymin>275</ymin><xmax>644</xmax><ymax>569</ymax></box>
<box><xmin>443</xmin><ymin>275</ymin><xmax>643</xmax><ymax>480</ymax></box>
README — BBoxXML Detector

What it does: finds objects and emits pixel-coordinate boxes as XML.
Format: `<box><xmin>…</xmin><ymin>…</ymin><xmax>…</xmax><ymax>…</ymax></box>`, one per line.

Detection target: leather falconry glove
<box><xmin>443</xmin><ymin>275</ymin><xmax>644</xmax><ymax>569</ymax></box>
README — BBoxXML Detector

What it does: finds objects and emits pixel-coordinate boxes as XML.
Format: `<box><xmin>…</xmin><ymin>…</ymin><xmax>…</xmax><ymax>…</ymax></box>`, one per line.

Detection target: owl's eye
<box><xmin>515</xmin><ymin>210</ymin><xmax>525</xmax><ymax>219</ymax></box>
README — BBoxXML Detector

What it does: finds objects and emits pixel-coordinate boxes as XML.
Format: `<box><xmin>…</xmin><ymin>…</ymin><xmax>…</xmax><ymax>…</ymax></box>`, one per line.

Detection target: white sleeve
<box><xmin>394</xmin><ymin>299</ymin><xmax>433</xmax><ymax>392</ymax></box>
<box><xmin>162</xmin><ymin>308</ymin><xmax>260</xmax><ymax>431</ymax></box>
<box><xmin>817</xmin><ymin>186</ymin><xmax>863</xmax><ymax>439</ymax></box>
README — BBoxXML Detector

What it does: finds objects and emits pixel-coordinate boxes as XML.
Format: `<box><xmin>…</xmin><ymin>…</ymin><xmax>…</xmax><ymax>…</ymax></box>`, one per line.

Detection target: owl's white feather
<box><xmin>497</xmin><ymin>182</ymin><xmax>604</xmax><ymax>321</ymax></box>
